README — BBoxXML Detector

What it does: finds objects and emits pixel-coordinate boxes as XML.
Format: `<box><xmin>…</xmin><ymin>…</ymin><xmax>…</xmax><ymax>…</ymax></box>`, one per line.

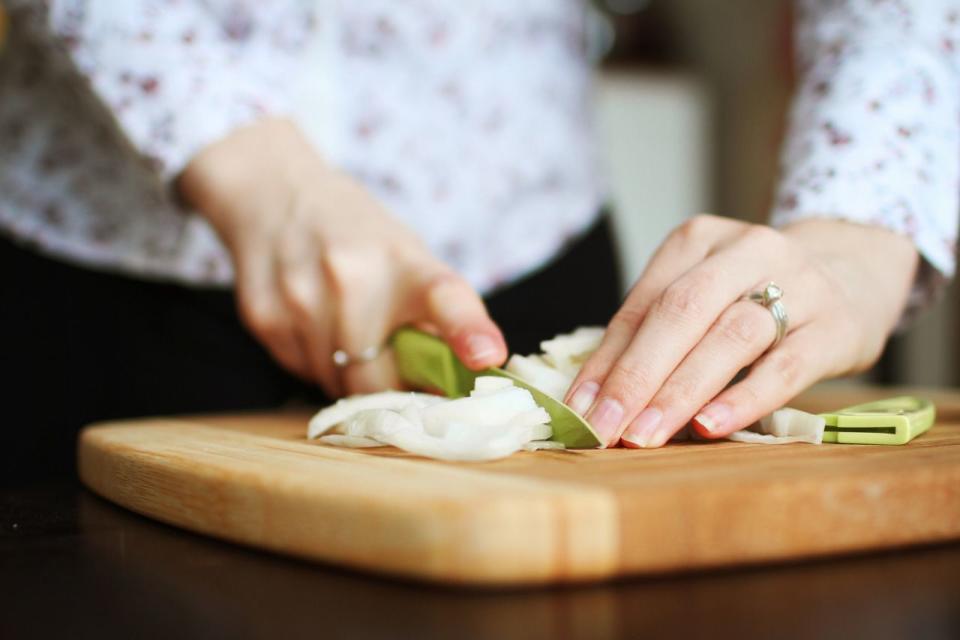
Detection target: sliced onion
<box><xmin>727</xmin><ymin>408</ymin><xmax>825</xmax><ymax>445</ymax></box>
<box><xmin>539</xmin><ymin>326</ymin><xmax>604</xmax><ymax>377</ymax></box>
<box><xmin>421</xmin><ymin>386</ymin><xmax>541</xmax><ymax>433</ymax></box>
<box><xmin>307</xmin><ymin>381</ymin><xmax>553</xmax><ymax>461</ymax></box>
<box><xmin>725</xmin><ymin>431</ymin><xmax>820</xmax><ymax>445</ymax></box>
<box><xmin>307</xmin><ymin>391</ymin><xmax>442</xmax><ymax>439</ymax></box>
<box><xmin>317</xmin><ymin>435</ymin><xmax>384</xmax><ymax>448</ymax></box>
<box><xmin>522</xmin><ymin>440</ymin><xmax>566</xmax><ymax>451</ymax></box>
<box><xmin>504</xmin><ymin>354</ymin><xmax>574</xmax><ymax>402</ymax></box>
<box><xmin>470</xmin><ymin>376</ymin><xmax>514</xmax><ymax>396</ymax></box>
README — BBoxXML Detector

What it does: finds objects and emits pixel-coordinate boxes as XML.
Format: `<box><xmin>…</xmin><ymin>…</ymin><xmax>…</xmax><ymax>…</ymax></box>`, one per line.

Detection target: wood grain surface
<box><xmin>78</xmin><ymin>386</ymin><xmax>960</xmax><ymax>586</ymax></box>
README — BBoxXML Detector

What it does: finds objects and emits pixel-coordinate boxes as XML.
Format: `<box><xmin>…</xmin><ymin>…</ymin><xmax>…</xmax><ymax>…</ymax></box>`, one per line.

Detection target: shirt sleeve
<box><xmin>772</xmin><ymin>0</ymin><xmax>960</xmax><ymax>312</ymax></box>
<box><xmin>41</xmin><ymin>0</ymin><xmax>317</xmax><ymax>182</ymax></box>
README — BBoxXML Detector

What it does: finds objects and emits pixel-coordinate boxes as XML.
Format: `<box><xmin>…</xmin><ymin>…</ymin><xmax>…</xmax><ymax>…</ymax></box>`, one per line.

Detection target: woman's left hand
<box><xmin>564</xmin><ymin>214</ymin><xmax>919</xmax><ymax>448</ymax></box>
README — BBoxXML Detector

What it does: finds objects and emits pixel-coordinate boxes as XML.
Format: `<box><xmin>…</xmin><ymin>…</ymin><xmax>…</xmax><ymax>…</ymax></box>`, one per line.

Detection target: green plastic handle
<box><xmin>391</xmin><ymin>328</ymin><xmax>476</xmax><ymax>398</ymax></box>
<box><xmin>820</xmin><ymin>396</ymin><xmax>936</xmax><ymax>445</ymax></box>
<box><xmin>391</xmin><ymin>328</ymin><xmax>603</xmax><ymax>449</ymax></box>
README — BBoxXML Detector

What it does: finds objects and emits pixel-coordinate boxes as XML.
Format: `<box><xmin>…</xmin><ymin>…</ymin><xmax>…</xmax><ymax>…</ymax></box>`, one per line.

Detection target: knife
<box><xmin>391</xmin><ymin>327</ymin><xmax>603</xmax><ymax>448</ymax></box>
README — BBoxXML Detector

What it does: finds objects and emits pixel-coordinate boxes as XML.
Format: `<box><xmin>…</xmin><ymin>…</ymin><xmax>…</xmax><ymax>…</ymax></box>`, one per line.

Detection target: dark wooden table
<box><xmin>3</xmin><ymin>480</ymin><xmax>959</xmax><ymax>640</ymax></box>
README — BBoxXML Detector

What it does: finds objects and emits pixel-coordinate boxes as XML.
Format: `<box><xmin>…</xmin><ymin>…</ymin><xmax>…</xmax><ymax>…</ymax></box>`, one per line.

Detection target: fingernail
<box><xmin>587</xmin><ymin>397</ymin><xmax>624</xmax><ymax>444</ymax></box>
<box><xmin>568</xmin><ymin>381</ymin><xmax>599</xmax><ymax>415</ymax></box>
<box><xmin>466</xmin><ymin>334</ymin><xmax>498</xmax><ymax>364</ymax></box>
<box><xmin>693</xmin><ymin>402</ymin><xmax>733</xmax><ymax>434</ymax></box>
<box><xmin>621</xmin><ymin>407</ymin><xmax>663</xmax><ymax>448</ymax></box>
<box><xmin>647</xmin><ymin>425</ymin><xmax>673</xmax><ymax>448</ymax></box>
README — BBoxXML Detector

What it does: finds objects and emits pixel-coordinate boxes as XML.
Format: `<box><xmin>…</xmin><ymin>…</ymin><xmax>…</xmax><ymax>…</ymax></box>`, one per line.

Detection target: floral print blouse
<box><xmin>773</xmin><ymin>0</ymin><xmax>960</xmax><ymax>308</ymax></box>
<box><xmin>1</xmin><ymin>0</ymin><xmax>958</xmax><ymax>305</ymax></box>
<box><xmin>0</xmin><ymin>0</ymin><xmax>602</xmax><ymax>292</ymax></box>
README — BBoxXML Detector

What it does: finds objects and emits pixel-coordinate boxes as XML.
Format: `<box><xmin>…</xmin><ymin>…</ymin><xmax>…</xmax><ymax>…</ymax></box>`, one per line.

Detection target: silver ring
<box><xmin>746</xmin><ymin>282</ymin><xmax>788</xmax><ymax>348</ymax></box>
<box><xmin>332</xmin><ymin>345</ymin><xmax>383</xmax><ymax>369</ymax></box>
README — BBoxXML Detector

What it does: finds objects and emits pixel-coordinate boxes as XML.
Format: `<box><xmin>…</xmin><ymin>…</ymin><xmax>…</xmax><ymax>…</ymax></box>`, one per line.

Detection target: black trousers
<box><xmin>1</xmin><ymin>218</ymin><xmax>622</xmax><ymax>483</ymax></box>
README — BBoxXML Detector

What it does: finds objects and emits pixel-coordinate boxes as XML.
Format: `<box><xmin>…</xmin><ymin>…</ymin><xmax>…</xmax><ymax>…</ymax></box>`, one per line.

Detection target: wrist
<box><xmin>176</xmin><ymin>118</ymin><xmax>327</xmax><ymax>228</ymax></box>
<box><xmin>781</xmin><ymin>217</ymin><xmax>919</xmax><ymax>336</ymax></box>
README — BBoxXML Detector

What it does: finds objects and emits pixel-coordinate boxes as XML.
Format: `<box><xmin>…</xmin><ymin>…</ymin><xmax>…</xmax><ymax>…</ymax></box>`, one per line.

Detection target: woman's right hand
<box><xmin>178</xmin><ymin>119</ymin><xmax>507</xmax><ymax>397</ymax></box>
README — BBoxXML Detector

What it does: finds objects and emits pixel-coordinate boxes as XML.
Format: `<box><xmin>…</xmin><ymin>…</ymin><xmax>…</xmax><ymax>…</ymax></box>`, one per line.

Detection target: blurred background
<box><xmin>592</xmin><ymin>0</ymin><xmax>959</xmax><ymax>389</ymax></box>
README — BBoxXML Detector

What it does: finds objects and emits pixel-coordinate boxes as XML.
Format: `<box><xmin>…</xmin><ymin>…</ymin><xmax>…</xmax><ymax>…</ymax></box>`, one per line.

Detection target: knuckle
<box><xmin>686</xmin><ymin>212</ymin><xmax>720</xmax><ymax>233</ymax></box>
<box><xmin>717</xmin><ymin>309</ymin><xmax>764</xmax><ymax>351</ymax></box>
<box><xmin>322</xmin><ymin>246</ymin><xmax>371</xmax><ymax>296</ymax></box>
<box><xmin>743</xmin><ymin>224</ymin><xmax>786</xmax><ymax>253</ymax></box>
<box><xmin>765</xmin><ymin>349</ymin><xmax>804</xmax><ymax>388</ymax></box>
<box><xmin>655</xmin><ymin>277</ymin><xmax>710</xmax><ymax>322</ymax></box>
<box><xmin>605</xmin><ymin>362</ymin><xmax>654</xmax><ymax>401</ymax></box>
<box><xmin>240</xmin><ymin>300</ymin><xmax>286</xmax><ymax>340</ymax></box>
<box><xmin>610</xmin><ymin>307</ymin><xmax>645</xmax><ymax>332</ymax></box>
<box><xmin>425</xmin><ymin>270</ymin><xmax>470</xmax><ymax>299</ymax></box>
<box><xmin>658</xmin><ymin>374</ymin><xmax>701</xmax><ymax>407</ymax></box>
<box><xmin>575</xmin><ymin>356</ymin><xmax>614</xmax><ymax>388</ymax></box>
<box><xmin>278</xmin><ymin>272</ymin><xmax>317</xmax><ymax>321</ymax></box>
<box><xmin>674</xmin><ymin>214</ymin><xmax>713</xmax><ymax>242</ymax></box>
<box><xmin>424</xmin><ymin>271</ymin><xmax>487</xmax><ymax>322</ymax></box>
<box><xmin>736</xmin><ymin>381</ymin><xmax>763</xmax><ymax>408</ymax></box>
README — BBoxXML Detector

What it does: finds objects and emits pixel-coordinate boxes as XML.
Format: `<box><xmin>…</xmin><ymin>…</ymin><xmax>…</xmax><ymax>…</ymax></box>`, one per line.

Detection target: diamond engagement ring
<box><xmin>747</xmin><ymin>282</ymin><xmax>788</xmax><ymax>348</ymax></box>
<box><xmin>332</xmin><ymin>345</ymin><xmax>383</xmax><ymax>368</ymax></box>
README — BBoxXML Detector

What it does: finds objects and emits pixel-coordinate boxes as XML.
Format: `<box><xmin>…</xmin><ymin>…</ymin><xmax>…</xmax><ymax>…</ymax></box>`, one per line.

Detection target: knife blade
<box><xmin>391</xmin><ymin>328</ymin><xmax>603</xmax><ymax>449</ymax></box>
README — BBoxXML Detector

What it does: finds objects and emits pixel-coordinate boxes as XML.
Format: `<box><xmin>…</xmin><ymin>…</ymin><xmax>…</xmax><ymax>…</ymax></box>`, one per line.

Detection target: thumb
<box><xmin>421</xmin><ymin>273</ymin><xmax>508</xmax><ymax>370</ymax></box>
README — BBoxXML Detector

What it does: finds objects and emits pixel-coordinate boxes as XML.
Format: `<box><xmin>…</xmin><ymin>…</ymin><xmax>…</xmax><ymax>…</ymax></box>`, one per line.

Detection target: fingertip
<box><xmin>423</xmin><ymin>274</ymin><xmax>507</xmax><ymax>368</ymax></box>
<box><xmin>690</xmin><ymin>415</ymin><xmax>721</xmax><ymax>439</ymax></box>
<box><xmin>692</xmin><ymin>401</ymin><xmax>735</xmax><ymax>438</ymax></box>
<box><xmin>452</xmin><ymin>330</ymin><xmax>508</xmax><ymax>370</ymax></box>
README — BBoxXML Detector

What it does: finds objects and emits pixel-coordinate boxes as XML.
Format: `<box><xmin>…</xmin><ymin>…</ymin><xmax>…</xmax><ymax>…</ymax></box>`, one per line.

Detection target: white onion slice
<box><xmin>539</xmin><ymin>326</ymin><xmax>604</xmax><ymax>377</ymax></box>
<box><xmin>470</xmin><ymin>376</ymin><xmax>514</xmax><ymax>396</ymax></box>
<box><xmin>307</xmin><ymin>391</ymin><xmax>442</xmax><ymax>439</ymax></box>
<box><xmin>725</xmin><ymin>431</ymin><xmax>819</xmax><ymax>445</ymax></box>
<box><xmin>317</xmin><ymin>435</ymin><xmax>384</xmax><ymax>448</ymax></box>
<box><xmin>727</xmin><ymin>408</ymin><xmax>825</xmax><ymax>445</ymax></box>
<box><xmin>504</xmin><ymin>354</ymin><xmax>574</xmax><ymax>402</ymax></box>
<box><xmin>522</xmin><ymin>440</ymin><xmax>566</xmax><ymax>451</ymax></box>
<box><xmin>421</xmin><ymin>386</ymin><xmax>540</xmax><ymax>433</ymax></box>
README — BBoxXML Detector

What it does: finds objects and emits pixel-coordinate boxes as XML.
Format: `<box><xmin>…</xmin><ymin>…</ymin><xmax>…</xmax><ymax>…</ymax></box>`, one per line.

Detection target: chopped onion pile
<box><xmin>307</xmin><ymin>377</ymin><xmax>555</xmax><ymax>461</ymax></box>
<box><xmin>726</xmin><ymin>407</ymin><xmax>825</xmax><ymax>445</ymax></box>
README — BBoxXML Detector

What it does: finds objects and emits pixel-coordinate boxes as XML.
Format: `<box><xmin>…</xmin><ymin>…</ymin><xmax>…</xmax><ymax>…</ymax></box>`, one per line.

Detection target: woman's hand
<box><xmin>178</xmin><ymin>119</ymin><xmax>507</xmax><ymax>397</ymax></box>
<box><xmin>564</xmin><ymin>214</ymin><xmax>919</xmax><ymax>448</ymax></box>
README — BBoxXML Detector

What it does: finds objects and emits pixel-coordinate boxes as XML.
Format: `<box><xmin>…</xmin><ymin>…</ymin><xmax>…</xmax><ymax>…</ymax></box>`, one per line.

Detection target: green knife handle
<box><xmin>391</xmin><ymin>328</ymin><xmax>476</xmax><ymax>398</ymax></box>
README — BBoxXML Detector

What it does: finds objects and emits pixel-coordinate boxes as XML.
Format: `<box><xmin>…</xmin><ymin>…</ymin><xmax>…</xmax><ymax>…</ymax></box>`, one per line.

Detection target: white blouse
<box><xmin>0</xmin><ymin>0</ymin><xmax>603</xmax><ymax>292</ymax></box>
<box><xmin>1</xmin><ymin>0</ymin><xmax>958</xmax><ymax>304</ymax></box>
<box><xmin>772</xmin><ymin>0</ymin><xmax>960</xmax><ymax>307</ymax></box>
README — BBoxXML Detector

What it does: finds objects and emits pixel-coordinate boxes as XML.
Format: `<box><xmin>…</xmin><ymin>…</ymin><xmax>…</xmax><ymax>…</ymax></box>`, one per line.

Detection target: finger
<box><xmin>565</xmin><ymin>214</ymin><xmax>745</xmax><ymax>415</ymax></box>
<box><xmin>275</xmin><ymin>220</ymin><xmax>343</xmax><ymax>395</ymax></box>
<box><xmin>618</xmin><ymin>299</ymin><xmax>779</xmax><ymax>448</ymax></box>
<box><xmin>340</xmin><ymin>349</ymin><xmax>401</xmax><ymax>395</ymax></box>
<box><xmin>277</xmin><ymin>256</ymin><xmax>342</xmax><ymax>398</ymax></box>
<box><xmin>325</xmin><ymin>245</ymin><xmax>402</xmax><ymax>395</ymax></box>
<box><xmin>235</xmin><ymin>243</ymin><xmax>311</xmax><ymax>380</ymax></box>
<box><xmin>690</xmin><ymin>324</ymin><xmax>828</xmax><ymax>438</ymax></box>
<box><xmin>421</xmin><ymin>271</ymin><xmax>507</xmax><ymax>370</ymax></box>
<box><xmin>584</xmin><ymin>226</ymin><xmax>794</xmax><ymax>446</ymax></box>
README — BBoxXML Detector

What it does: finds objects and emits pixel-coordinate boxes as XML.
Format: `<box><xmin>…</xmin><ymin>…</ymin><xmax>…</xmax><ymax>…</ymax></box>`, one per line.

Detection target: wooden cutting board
<box><xmin>78</xmin><ymin>386</ymin><xmax>960</xmax><ymax>587</ymax></box>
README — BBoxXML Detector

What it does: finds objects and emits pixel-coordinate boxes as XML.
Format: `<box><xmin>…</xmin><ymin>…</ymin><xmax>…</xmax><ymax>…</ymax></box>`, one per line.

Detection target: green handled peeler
<box><xmin>820</xmin><ymin>396</ymin><xmax>935</xmax><ymax>445</ymax></box>
<box><xmin>391</xmin><ymin>328</ymin><xmax>603</xmax><ymax>448</ymax></box>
